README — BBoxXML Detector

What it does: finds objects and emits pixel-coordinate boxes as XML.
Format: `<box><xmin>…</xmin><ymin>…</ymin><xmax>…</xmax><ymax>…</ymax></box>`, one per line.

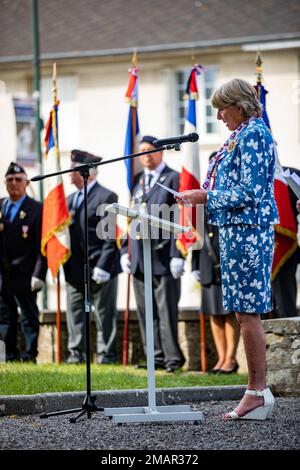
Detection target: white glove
<box><xmin>31</xmin><ymin>276</ymin><xmax>45</xmax><ymax>292</ymax></box>
<box><xmin>170</xmin><ymin>257</ymin><xmax>185</xmax><ymax>279</ymax></box>
<box><xmin>120</xmin><ymin>253</ymin><xmax>131</xmax><ymax>274</ymax></box>
<box><xmin>192</xmin><ymin>270</ymin><xmax>201</xmax><ymax>282</ymax></box>
<box><xmin>92</xmin><ymin>267</ymin><xmax>111</xmax><ymax>284</ymax></box>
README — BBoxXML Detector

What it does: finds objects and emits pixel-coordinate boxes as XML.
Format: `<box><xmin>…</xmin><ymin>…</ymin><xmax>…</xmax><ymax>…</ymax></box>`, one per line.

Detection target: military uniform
<box><xmin>271</xmin><ymin>167</ymin><xmax>300</xmax><ymax>318</ymax></box>
<box><xmin>63</xmin><ymin>150</ymin><xmax>120</xmax><ymax>364</ymax></box>
<box><xmin>122</xmin><ymin>156</ymin><xmax>185</xmax><ymax>371</ymax></box>
<box><xmin>0</xmin><ymin>163</ymin><xmax>47</xmax><ymax>361</ymax></box>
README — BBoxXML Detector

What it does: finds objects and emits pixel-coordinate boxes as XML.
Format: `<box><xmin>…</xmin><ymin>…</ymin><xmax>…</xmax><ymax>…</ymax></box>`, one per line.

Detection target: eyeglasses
<box><xmin>5</xmin><ymin>176</ymin><xmax>26</xmax><ymax>183</ymax></box>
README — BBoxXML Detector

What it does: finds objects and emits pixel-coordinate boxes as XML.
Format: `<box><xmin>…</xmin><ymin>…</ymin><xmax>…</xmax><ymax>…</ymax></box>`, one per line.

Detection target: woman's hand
<box><xmin>176</xmin><ymin>189</ymin><xmax>208</xmax><ymax>206</ymax></box>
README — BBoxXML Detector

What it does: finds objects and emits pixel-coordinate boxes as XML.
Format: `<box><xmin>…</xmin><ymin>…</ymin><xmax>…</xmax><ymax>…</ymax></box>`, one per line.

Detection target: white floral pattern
<box><xmin>205</xmin><ymin>118</ymin><xmax>278</xmax><ymax>314</ymax></box>
<box><xmin>207</xmin><ymin>117</ymin><xmax>279</xmax><ymax>227</ymax></box>
<box><xmin>218</xmin><ymin>225</ymin><xmax>274</xmax><ymax>313</ymax></box>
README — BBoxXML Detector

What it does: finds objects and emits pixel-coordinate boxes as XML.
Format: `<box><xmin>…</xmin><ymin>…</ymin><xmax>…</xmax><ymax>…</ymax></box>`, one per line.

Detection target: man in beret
<box><xmin>63</xmin><ymin>149</ymin><xmax>120</xmax><ymax>364</ymax></box>
<box><xmin>120</xmin><ymin>136</ymin><xmax>185</xmax><ymax>373</ymax></box>
<box><xmin>0</xmin><ymin>162</ymin><xmax>47</xmax><ymax>362</ymax></box>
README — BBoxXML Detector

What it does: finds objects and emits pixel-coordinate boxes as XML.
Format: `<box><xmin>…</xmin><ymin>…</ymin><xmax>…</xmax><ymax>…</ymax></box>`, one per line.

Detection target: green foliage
<box><xmin>0</xmin><ymin>363</ymin><xmax>247</xmax><ymax>396</ymax></box>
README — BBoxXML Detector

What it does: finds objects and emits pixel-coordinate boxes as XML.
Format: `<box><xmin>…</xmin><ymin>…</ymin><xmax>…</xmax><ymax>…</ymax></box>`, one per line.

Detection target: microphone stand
<box><xmin>35</xmin><ymin>143</ymin><xmax>179</xmax><ymax>423</ymax></box>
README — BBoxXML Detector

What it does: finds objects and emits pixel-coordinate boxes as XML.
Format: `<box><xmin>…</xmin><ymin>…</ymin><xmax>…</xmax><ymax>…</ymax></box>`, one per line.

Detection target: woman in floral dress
<box><xmin>177</xmin><ymin>78</ymin><xmax>279</xmax><ymax>420</ymax></box>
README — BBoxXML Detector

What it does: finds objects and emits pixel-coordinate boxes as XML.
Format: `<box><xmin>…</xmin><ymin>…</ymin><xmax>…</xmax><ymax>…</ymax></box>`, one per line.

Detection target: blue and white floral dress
<box><xmin>207</xmin><ymin>117</ymin><xmax>279</xmax><ymax>314</ymax></box>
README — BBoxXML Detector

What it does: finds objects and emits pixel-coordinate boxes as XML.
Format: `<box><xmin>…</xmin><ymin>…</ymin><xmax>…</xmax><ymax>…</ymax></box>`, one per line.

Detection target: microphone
<box><xmin>153</xmin><ymin>132</ymin><xmax>199</xmax><ymax>147</ymax></box>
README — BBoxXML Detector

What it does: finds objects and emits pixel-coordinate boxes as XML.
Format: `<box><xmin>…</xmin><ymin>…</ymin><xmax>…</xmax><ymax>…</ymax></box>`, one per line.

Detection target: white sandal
<box><xmin>225</xmin><ymin>387</ymin><xmax>275</xmax><ymax>420</ymax></box>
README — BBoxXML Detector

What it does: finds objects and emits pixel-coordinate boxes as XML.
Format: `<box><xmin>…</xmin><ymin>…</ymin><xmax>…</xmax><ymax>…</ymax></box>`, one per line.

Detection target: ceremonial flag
<box><xmin>122</xmin><ymin>56</ymin><xmax>142</xmax><ymax>366</ymax></box>
<box><xmin>255</xmin><ymin>55</ymin><xmax>298</xmax><ymax>279</ymax></box>
<box><xmin>124</xmin><ymin>65</ymin><xmax>141</xmax><ymax>191</ymax></box>
<box><xmin>177</xmin><ymin>64</ymin><xmax>205</xmax><ymax>255</ymax></box>
<box><xmin>41</xmin><ymin>98</ymin><xmax>71</xmax><ymax>277</ymax></box>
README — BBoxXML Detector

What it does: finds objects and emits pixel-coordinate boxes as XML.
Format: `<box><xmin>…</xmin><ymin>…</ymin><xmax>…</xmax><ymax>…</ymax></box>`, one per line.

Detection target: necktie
<box><xmin>5</xmin><ymin>203</ymin><xmax>15</xmax><ymax>222</ymax></box>
<box><xmin>145</xmin><ymin>174</ymin><xmax>153</xmax><ymax>193</ymax></box>
<box><xmin>75</xmin><ymin>191</ymin><xmax>83</xmax><ymax>210</ymax></box>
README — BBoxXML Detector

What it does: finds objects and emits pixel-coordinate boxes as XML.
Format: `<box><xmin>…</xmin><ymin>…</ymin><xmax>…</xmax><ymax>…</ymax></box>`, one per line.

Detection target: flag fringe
<box><xmin>41</xmin><ymin>216</ymin><xmax>72</xmax><ymax>257</ymax></box>
<box><xmin>51</xmin><ymin>248</ymin><xmax>71</xmax><ymax>278</ymax></box>
<box><xmin>274</xmin><ymin>224</ymin><xmax>298</xmax><ymax>240</ymax></box>
<box><xmin>272</xmin><ymin>238</ymin><xmax>298</xmax><ymax>280</ymax></box>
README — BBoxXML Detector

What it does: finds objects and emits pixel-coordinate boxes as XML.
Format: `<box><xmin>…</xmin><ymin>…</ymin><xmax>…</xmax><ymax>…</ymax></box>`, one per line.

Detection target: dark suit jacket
<box><xmin>0</xmin><ymin>195</ymin><xmax>47</xmax><ymax>287</ymax></box>
<box><xmin>192</xmin><ymin>213</ymin><xmax>221</xmax><ymax>286</ymax></box>
<box><xmin>282</xmin><ymin>166</ymin><xmax>300</xmax><ymax>264</ymax></box>
<box><xmin>63</xmin><ymin>181</ymin><xmax>120</xmax><ymax>289</ymax></box>
<box><xmin>121</xmin><ymin>165</ymin><xmax>183</xmax><ymax>276</ymax></box>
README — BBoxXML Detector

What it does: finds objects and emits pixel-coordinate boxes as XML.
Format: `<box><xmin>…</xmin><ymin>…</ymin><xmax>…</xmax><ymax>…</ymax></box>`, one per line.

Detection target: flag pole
<box><xmin>51</xmin><ymin>63</ymin><xmax>62</xmax><ymax>364</ymax></box>
<box><xmin>255</xmin><ymin>50</ymin><xmax>263</xmax><ymax>101</ymax></box>
<box><xmin>122</xmin><ymin>50</ymin><xmax>138</xmax><ymax>366</ymax></box>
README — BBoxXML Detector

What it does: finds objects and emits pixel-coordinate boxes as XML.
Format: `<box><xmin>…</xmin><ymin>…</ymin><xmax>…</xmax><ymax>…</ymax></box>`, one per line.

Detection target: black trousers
<box><xmin>133</xmin><ymin>272</ymin><xmax>185</xmax><ymax>369</ymax></box>
<box><xmin>272</xmin><ymin>251</ymin><xmax>299</xmax><ymax>318</ymax></box>
<box><xmin>0</xmin><ymin>278</ymin><xmax>40</xmax><ymax>360</ymax></box>
<box><xmin>66</xmin><ymin>278</ymin><xmax>118</xmax><ymax>363</ymax></box>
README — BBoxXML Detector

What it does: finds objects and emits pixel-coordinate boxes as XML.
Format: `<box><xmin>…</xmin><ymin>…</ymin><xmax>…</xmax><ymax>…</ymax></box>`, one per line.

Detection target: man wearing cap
<box><xmin>0</xmin><ymin>162</ymin><xmax>47</xmax><ymax>362</ymax></box>
<box><xmin>120</xmin><ymin>136</ymin><xmax>185</xmax><ymax>373</ymax></box>
<box><xmin>63</xmin><ymin>150</ymin><xmax>120</xmax><ymax>364</ymax></box>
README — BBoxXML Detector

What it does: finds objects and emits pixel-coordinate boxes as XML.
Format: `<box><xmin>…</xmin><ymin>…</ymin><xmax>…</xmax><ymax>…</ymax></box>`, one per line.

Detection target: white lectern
<box><xmin>104</xmin><ymin>203</ymin><xmax>204</xmax><ymax>424</ymax></box>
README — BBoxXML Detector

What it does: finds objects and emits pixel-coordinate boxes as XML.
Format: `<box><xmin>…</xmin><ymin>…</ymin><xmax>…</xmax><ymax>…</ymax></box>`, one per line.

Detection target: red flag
<box><xmin>272</xmin><ymin>151</ymin><xmax>298</xmax><ymax>278</ymax></box>
<box><xmin>41</xmin><ymin>103</ymin><xmax>71</xmax><ymax>277</ymax></box>
<box><xmin>255</xmin><ymin>80</ymin><xmax>298</xmax><ymax>279</ymax></box>
<box><xmin>177</xmin><ymin>65</ymin><xmax>204</xmax><ymax>255</ymax></box>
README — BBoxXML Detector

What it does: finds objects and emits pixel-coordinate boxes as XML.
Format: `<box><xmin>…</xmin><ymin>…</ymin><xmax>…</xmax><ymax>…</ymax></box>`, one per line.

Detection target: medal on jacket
<box><xmin>22</xmin><ymin>225</ymin><xmax>29</xmax><ymax>238</ymax></box>
<box><xmin>19</xmin><ymin>210</ymin><xmax>26</xmax><ymax>219</ymax></box>
<box><xmin>228</xmin><ymin>140</ymin><xmax>236</xmax><ymax>153</ymax></box>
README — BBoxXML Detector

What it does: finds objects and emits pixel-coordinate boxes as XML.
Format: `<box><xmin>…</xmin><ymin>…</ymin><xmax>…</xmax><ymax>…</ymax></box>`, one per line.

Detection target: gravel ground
<box><xmin>0</xmin><ymin>397</ymin><xmax>299</xmax><ymax>451</ymax></box>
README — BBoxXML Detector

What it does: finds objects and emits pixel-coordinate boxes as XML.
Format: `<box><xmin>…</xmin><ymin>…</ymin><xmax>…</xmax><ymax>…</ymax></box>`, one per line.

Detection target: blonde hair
<box><xmin>211</xmin><ymin>78</ymin><xmax>262</xmax><ymax>118</ymax></box>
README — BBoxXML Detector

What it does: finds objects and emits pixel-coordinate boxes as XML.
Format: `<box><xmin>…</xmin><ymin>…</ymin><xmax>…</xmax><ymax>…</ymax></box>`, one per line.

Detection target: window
<box><xmin>175</xmin><ymin>67</ymin><xmax>218</xmax><ymax>137</ymax></box>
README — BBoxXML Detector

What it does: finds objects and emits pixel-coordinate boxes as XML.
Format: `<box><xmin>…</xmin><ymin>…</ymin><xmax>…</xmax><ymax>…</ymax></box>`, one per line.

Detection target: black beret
<box><xmin>71</xmin><ymin>149</ymin><xmax>102</xmax><ymax>164</ymax></box>
<box><xmin>5</xmin><ymin>162</ymin><xmax>27</xmax><ymax>177</ymax></box>
<box><xmin>140</xmin><ymin>135</ymin><xmax>159</xmax><ymax>148</ymax></box>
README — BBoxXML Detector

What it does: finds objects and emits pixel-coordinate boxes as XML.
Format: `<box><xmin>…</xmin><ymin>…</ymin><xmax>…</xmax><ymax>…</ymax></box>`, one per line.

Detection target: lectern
<box><xmin>104</xmin><ymin>203</ymin><xmax>204</xmax><ymax>424</ymax></box>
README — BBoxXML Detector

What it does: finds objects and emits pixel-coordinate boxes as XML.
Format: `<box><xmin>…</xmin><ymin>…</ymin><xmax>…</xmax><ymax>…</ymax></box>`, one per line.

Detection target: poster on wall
<box><xmin>13</xmin><ymin>97</ymin><xmax>37</xmax><ymax>166</ymax></box>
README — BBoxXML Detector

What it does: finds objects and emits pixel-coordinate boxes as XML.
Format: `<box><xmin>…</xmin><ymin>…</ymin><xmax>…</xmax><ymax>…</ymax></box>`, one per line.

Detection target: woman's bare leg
<box><xmin>221</xmin><ymin>313</ymin><xmax>240</xmax><ymax>371</ymax></box>
<box><xmin>210</xmin><ymin>315</ymin><xmax>226</xmax><ymax>370</ymax></box>
<box><xmin>225</xmin><ymin>312</ymin><xmax>266</xmax><ymax>417</ymax></box>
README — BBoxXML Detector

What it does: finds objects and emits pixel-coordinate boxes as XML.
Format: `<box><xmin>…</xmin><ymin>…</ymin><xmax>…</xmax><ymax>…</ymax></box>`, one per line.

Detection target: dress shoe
<box><xmin>66</xmin><ymin>354</ymin><xmax>84</xmax><ymax>364</ymax></box>
<box><xmin>165</xmin><ymin>366</ymin><xmax>176</xmax><ymax>373</ymax></box>
<box><xmin>20</xmin><ymin>354</ymin><xmax>37</xmax><ymax>364</ymax></box>
<box><xmin>97</xmin><ymin>356</ymin><xmax>117</xmax><ymax>365</ymax></box>
<box><xmin>209</xmin><ymin>368</ymin><xmax>220</xmax><ymax>374</ymax></box>
<box><xmin>134</xmin><ymin>363</ymin><xmax>165</xmax><ymax>370</ymax></box>
<box><xmin>219</xmin><ymin>362</ymin><xmax>239</xmax><ymax>374</ymax></box>
<box><xmin>165</xmin><ymin>364</ymin><xmax>182</xmax><ymax>373</ymax></box>
<box><xmin>223</xmin><ymin>387</ymin><xmax>275</xmax><ymax>420</ymax></box>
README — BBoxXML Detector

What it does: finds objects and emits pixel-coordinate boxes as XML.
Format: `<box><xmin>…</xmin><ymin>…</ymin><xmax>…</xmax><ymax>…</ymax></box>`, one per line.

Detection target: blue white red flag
<box><xmin>255</xmin><ymin>82</ymin><xmax>297</xmax><ymax>278</ymax></box>
<box><xmin>177</xmin><ymin>64</ymin><xmax>205</xmax><ymax>255</ymax></box>
<box><xmin>124</xmin><ymin>67</ymin><xmax>141</xmax><ymax>192</ymax></box>
<box><xmin>42</xmin><ymin>101</ymin><xmax>71</xmax><ymax>277</ymax></box>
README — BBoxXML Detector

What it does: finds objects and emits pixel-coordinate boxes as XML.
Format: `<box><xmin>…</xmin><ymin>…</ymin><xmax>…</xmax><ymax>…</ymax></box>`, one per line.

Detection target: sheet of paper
<box><xmin>155</xmin><ymin>181</ymin><xmax>180</xmax><ymax>197</ymax></box>
<box><xmin>282</xmin><ymin>169</ymin><xmax>300</xmax><ymax>199</ymax></box>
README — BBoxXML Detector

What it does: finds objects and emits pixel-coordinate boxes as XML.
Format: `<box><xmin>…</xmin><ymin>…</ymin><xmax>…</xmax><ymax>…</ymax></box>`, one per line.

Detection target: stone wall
<box><xmin>35</xmin><ymin>309</ymin><xmax>218</xmax><ymax>371</ymax></box>
<box><xmin>263</xmin><ymin>317</ymin><xmax>300</xmax><ymax>396</ymax></box>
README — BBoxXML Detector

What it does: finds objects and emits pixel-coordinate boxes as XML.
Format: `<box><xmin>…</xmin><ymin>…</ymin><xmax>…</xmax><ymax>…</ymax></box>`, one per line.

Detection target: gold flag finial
<box><xmin>132</xmin><ymin>49</ymin><xmax>138</xmax><ymax>68</ymax></box>
<box><xmin>51</xmin><ymin>63</ymin><xmax>60</xmax><ymax>158</ymax></box>
<box><xmin>191</xmin><ymin>49</ymin><xmax>196</xmax><ymax>66</ymax></box>
<box><xmin>52</xmin><ymin>63</ymin><xmax>57</xmax><ymax>104</ymax></box>
<box><xmin>255</xmin><ymin>50</ymin><xmax>263</xmax><ymax>84</ymax></box>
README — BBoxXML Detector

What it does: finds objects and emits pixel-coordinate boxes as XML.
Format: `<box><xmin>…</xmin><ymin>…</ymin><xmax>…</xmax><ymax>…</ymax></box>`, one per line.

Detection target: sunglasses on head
<box><xmin>6</xmin><ymin>176</ymin><xmax>26</xmax><ymax>183</ymax></box>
